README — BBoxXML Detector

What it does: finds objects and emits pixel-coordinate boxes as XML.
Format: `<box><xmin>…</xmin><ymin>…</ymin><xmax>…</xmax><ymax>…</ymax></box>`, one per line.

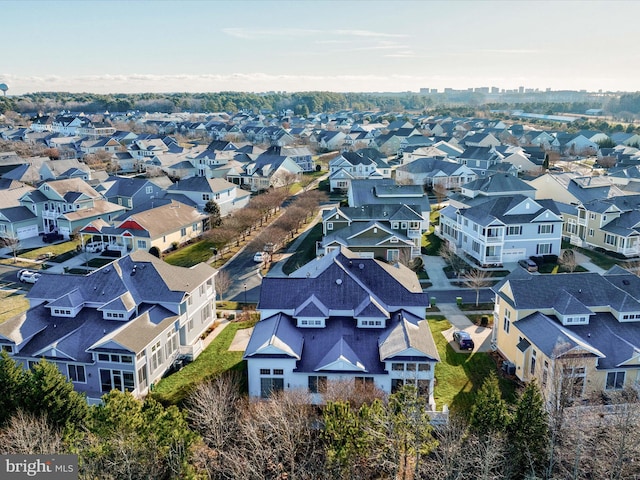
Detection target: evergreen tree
<box><xmin>24</xmin><ymin>359</ymin><xmax>89</xmax><ymax>428</ymax></box>
<box><xmin>508</xmin><ymin>381</ymin><xmax>550</xmax><ymax>479</ymax></box>
<box><xmin>204</xmin><ymin>200</ymin><xmax>222</xmax><ymax>228</ymax></box>
<box><xmin>0</xmin><ymin>351</ymin><xmax>27</xmax><ymax>426</ymax></box>
<box><xmin>469</xmin><ymin>371</ymin><xmax>510</xmax><ymax>435</ymax></box>
<box><xmin>79</xmin><ymin>391</ymin><xmax>196</xmax><ymax>479</ymax></box>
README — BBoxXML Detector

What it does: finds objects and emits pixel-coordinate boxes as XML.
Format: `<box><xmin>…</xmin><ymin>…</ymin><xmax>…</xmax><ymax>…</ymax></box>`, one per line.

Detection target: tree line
<box><xmin>1</xmin><ymin>351</ymin><xmax>638</xmax><ymax>480</ymax></box>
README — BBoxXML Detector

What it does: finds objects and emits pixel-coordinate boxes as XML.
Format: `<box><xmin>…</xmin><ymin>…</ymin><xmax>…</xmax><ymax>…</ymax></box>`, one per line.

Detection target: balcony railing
<box><xmin>484</xmin><ymin>235</ymin><xmax>504</xmax><ymax>244</ymax></box>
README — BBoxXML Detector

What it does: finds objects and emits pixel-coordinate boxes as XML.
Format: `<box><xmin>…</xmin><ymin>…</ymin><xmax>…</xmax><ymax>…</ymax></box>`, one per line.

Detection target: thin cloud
<box><xmin>223</xmin><ymin>27</ymin><xmax>408</xmax><ymax>40</ymax></box>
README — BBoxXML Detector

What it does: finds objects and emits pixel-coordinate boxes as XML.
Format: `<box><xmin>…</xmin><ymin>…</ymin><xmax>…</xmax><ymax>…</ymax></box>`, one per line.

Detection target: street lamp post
<box><xmin>243</xmin><ymin>282</ymin><xmax>247</xmax><ymax>305</ymax></box>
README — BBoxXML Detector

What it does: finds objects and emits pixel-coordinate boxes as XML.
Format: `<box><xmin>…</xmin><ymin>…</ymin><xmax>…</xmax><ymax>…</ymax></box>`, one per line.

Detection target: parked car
<box><xmin>18</xmin><ymin>269</ymin><xmax>41</xmax><ymax>284</ymax></box>
<box><xmin>518</xmin><ymin>258</ymin><xmax>538</xmax><ymax>272</ymax></box>
<box><xmin>253</xmin><ymin>251</ymin><xmax>266</xmax><ymax>263</ymax></box>
<box><xmin>43</xmin><ymin>232</ymin><xmax>63</xmax><ymax>243</ymax></box>
<box><xmin>453</xmin><ymin>330</ymin><xmax>474</xmax><ymax>351</ymax></box>
<box><xmin>85</xmin><ymin>241</ymin><xmax>105</xmax><ymax>253</ymax></box>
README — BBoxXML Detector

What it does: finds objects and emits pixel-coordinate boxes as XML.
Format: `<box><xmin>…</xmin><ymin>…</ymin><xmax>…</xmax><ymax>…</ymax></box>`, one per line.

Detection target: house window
<box><xmin>542</xmin><ymin>361</ymin><xmax>549</xmax><ymax>387</ymax></box>
<box><xmin>536</xmin><ymin>243</ymin><xmax>552</xmax><ymax>255</ymax></box>
<box><xmin>538</xmin><ymin>224</ymin><xmax>554</xmax><ymax>234</ymax></box>
<box><xmin>98</xmin><ymin>353</ymin><xmax>109</xmax><ymax>362</ymax></box>
<box><xmin>137</xmin><ymin>366</ymin><xmax>148</xmax><ymax>389</ymax></box>
<box><xmin>308</xmin><ymin>375</ymin><xmax>327</xmax><ymax>394</ymax></box>
<box><xmin>472</xmin><ymin>241</ymin><xmax>480</xmax><ymax>254</ymax></box>
<box><xmin>260</xmin><ymin>369</ymin><xmax>270</xmax><ymax>375</ymax></box>
<box><xmin>137</xmin><ymin>240</ymin><xmax>146</xmax><ymax>249</ymax></box>
<box><xmin>606</xmin><ymin>371</ymin><xmax>625</xmax><ymax>390</ymax></box>
<box><xmin>387</xmin><ymin>249</ymin><xmax>399</xmax><ymax>262</ymax></box>
<box><xmin>181</xmin><ymin>228</ymin><xmax>187</xmax><ymax>236</ymax></box>
<box><xmin>68</xmin><ymin>364</ymin><xmax>86</xmax><ymax>383</ymax></box>
<box><xmin>355</xmin><ymin>377</ymin><xmax>374</xmax><ymax>387</ymax></box>
<box><xmin>100</xmin><ymin>369</ymin><xmax>135</xmax><ymax>393</ymax></box>
<box><xmin>590</xmin><ymin>213</ymin><xmax>596</xmax><ymax>220</ymax></box>
<box><xmin>203</xmin><ymin>194</ymin><xmax>210</xmax><ymax>201</ymax></box>
<box><xmin>1</xmin><ymin>345</ymin><xmax>13</xmax><ymax>353</ymax></box>
<box><xmin>604</xmin><ymin>234</ymin><xmax>617</xmax><ymax>246</ymax></box>
<box><xmin>193</xmin><ymin>223</ymin><xmax>198</xmax><ymax>232</ymax></box>
<box><xmin>327</xmin><ymin>222</ymin><xmax>333</xmax><ymax>231</ymax></box>
<box><xmin>588</xmin><ymin>228</ymin><xmax>594</xmax><ymax>237</ymax></box>
<box><xmin>146</xmin><ymin>186</ymin><xmax>153</xmax><ymax>194</ymax></box>
<box><xmin>260</xmin><ymin>378</ymin><xmax>284</xmax><ymax>398</ymax></box>
<box><xmin>507</xmin><ymin>226</ymin><xmax>522</xmax><ymax>236</ymax></box>
<box><xmin>150</xmin><ymin>341</ymin><xmax>163</xmax><ymax>371</ymax></box>
<box><xmin>530</xmin><ymin>350</ymin><xmax>537</xmax><ymax>375</ymax></box>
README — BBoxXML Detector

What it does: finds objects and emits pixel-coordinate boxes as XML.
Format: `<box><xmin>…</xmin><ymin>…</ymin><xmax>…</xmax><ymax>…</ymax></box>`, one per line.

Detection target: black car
<box><xmin>43</xmin><ymin>232</ymin><xmax>63</xmax><ymax>243</ymax></box>
<box><xmin>453</xmin><ymin>331</ymin><xmax>474</xmax><ymax>351</ymax></box>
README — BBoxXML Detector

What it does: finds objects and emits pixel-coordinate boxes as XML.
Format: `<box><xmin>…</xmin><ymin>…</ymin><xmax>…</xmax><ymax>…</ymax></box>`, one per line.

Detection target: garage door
<box><xmin>16</xmin><ymin>225</ymin><xmax>39</xmax><ymax>240</ymax></box>
<box><xmin>502</xmin><ymin>249</ymin><xmax>526</xmax><ymax>262</ymax></box>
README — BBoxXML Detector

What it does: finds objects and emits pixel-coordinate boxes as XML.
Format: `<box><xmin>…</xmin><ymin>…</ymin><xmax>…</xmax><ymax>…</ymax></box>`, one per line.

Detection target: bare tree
<box><xmin>463</xmin><ymin>269</ymin><xmax>491</xmax><ymax>307</ymax></box>
<box><xmin>214</xmin><ymin>269</ymin><xmax>232</xmax><ymax>301</ymax></box>
<box><xmin>0</xmin><ymin>410</ymin><xmax>64</xmax><ymax>455</ymax></box>
<box><xmin>185</xmin><ymin>373</ymin><xmax>242</xmax><ymax>471</ymax></box>
<box><xmin>560</xmin><ymin>249</ymin><xmax>579</xmax><ymax>273</ymax></box>
<box><xmin>226</xmin><ymin>390</ymin><xmax>325</xmax><ymax>480</ymax></box>
<box><xmin>0</xmin><ymin>231</ymin><xmax>21</xmax><ymax>264</ymax></box>
<box><xmin>432</xmin><ymin>182</ymin><xmax>448</xmax><ymax>209</ymax></box>
<box><xmin>439</xmin><ymin>244</ymin><xmax>466</xmax><ymax>278</ymax></box>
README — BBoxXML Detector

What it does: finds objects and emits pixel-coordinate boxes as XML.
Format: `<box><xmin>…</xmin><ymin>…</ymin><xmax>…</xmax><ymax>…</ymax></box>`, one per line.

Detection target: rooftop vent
<box><xmin>359</xmin><ymin>263</ymin><xmax>364</xmax><ymax>269</ymax></box>
<box><xmin>336</xmin><ymin>278</ymin><xmax>343</xmax><ymax>285</ymax></box>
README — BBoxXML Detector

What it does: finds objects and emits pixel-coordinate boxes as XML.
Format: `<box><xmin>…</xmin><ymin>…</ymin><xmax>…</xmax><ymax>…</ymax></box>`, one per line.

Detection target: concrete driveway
<box><xmin>437</xmin><ymin>303</ymin><xmax>493</xmax><ymax>353</ymax></box>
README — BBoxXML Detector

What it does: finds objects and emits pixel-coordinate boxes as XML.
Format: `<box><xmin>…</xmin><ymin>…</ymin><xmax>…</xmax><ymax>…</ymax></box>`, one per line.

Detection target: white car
<box><xmin>253</xmin><ymin>252</ymin><xmax>266</xmax><ymax>263</ymax></box>
<box><xmin>18</xmin><ymin>269</ymin><xmax>41</xmax><ymax>284</ymax></box>
<box><xmin>85</xmin><ymin>241</ymin><xmax>105</xmax><ymax>253</ymax></box>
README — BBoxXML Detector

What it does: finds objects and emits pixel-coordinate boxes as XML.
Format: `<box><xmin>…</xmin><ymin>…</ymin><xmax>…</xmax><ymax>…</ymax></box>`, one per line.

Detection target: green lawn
<box><xmin>0</xmin><ymin>291</ymin><xmax>29</xmax><ymax>324</ymax></box>
<box><xmin>281</xmin><ymin>223</ymin><xmax>323</xmax><ymax>275</ymax></box>
<box><xmin>429</xmin><ymin>317</ymin><xmax>516</xmax><ymax>416</ymax></box>
<box><xmin>151</xmin><ymin>319</ymin><xmax>256</xmax><ymax>405</ymax></box>
<box><xmin>18</xmin><ymin>240</ymin><xmax>80</xmax><ymax>259</ymax></box>
<box><xmin>164</xmin><ymin>239</ymin><xmax>216</xmax><ymax>267</ymax></box>
<box><xmin>572</xmin><ymin>247</ymin><xmax>619</xmax><ymax>270</ymax></box>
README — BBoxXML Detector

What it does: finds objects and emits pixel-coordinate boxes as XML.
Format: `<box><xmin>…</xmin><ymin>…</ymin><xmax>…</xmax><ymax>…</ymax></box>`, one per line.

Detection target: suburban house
<box><xmin>329</xmin><ymin>150</ymin><xmax>391</xmax><ymax>192</ymax></box>
<box><xmin>318</xmin><ymin>203</ymin><xmax>426</xmax><ymax>261</ymax></box>
<box><xmin>101</xmin><ymin>176</ymin><xmax>166</xmax><ymax>210</ymax></box>
<box><xmin>347</xmin><ymin>179</ymin><xmax>430</xmax><ymax>216</ymax></box>
<box><xmin>561</xmin><ymin>195</ymin><xmax>640</xmax><ymax>257</ymax></box>
<box><xmin>527</xmin><ymin>173</ymin><xmax>626</xmax><ymax>205</ymax></box>
<box><xmin>456</xmin><ymin>146</ymin><xmax>504</xmax><ymax>176</ymax></box>
<box><xmin>448</xmin><ymin>174</ymin><xmax>537</xmax><ymax>209</ymax></box>
<box><xmin>18</xmin><ymin>178</ymin><xmax>127</xmax><ymax>239</ymax></box>
<box><xmin>438</xmin><ymin>194</ymin><xmax>563</xmax><ymax>266</ymax></box>
<box><xmin>80</xmin><ymin>199</ymin><xmax>207</xmax><ymax>254</ymax></box>
<box><xmin>395</xmin><ymin>157</ymin><xmax>477</xmax><ymax>189</ymax></box>
<box><xmin>244</xmin><ymin>247</ymin><xmax>440</xmax><ymax>405</ymax></box>
<box><xmin>492</xmin><ymin>268</ymin><xmax>640</xmax><ymax>404</ymax></box>
<box><xmin>165</xmin><ymin>176</ymin><xmax>250</xmax><ymax>216</ymax></box>
<box><xmin>242</xmin><ymin>154</ymin><xmax>303</xmax><ymax>192</ymax></box>
<box><xmin>0</xmin><ymin>251</ymin><xmax>217</xmax><ymax>404</ymax></box>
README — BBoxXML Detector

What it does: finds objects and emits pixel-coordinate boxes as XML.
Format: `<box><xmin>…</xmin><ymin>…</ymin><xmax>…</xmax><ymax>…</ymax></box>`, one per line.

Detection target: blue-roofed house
<box><xmin>102</xmin><ymin>175</ymin><xmax>165</xmax><ymax>210</ymax></box>
<box><xmin>244</xmin><ymin>247</ymin><xmax>440</xmax><ymax>405</ymax></box>
<box><xmin>395</xmin><ymin>157</ymin><xmax>477</xmax><ymax>189</ymax></box>
<box><xmin>165</xmin><ymin>176</ymin><xmax>250</xmax><ymax>216</ymax></box>
<box><xmin>0</xmin><ymin>251</ymin><xmax>217</xmax><ymax>404</ymax></box>
<box><xmin>18</xmin><ymin>178</ymin><xmax>127</xmax><ymax>239</ymax></box>
<box><xmin>492</xmin><ymin>268</ymin><xmax>640</xmax><ymax>404</ymax></box>
<box><xmin>329</xmin><ymin>150</ymin><xmax>391</xmax><ymax>193</ymax></box>
<box><xmin>438</xmin><ymin>194</ymin><xmax>563</xmax><ymax>266</ymax></box>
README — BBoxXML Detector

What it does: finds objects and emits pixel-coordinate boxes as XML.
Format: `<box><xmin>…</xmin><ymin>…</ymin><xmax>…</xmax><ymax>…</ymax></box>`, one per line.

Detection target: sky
<box><xmin>1</xmin><ymin>0</ymin><xmax>639</xmax><ymax>95</ymax></box>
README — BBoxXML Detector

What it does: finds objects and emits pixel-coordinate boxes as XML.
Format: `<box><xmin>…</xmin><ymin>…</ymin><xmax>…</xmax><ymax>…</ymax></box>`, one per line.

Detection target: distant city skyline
<box><xmin>2</xmin><ymin>0</ymin><xmax>638</xmax><ymax>95</ymax></box>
